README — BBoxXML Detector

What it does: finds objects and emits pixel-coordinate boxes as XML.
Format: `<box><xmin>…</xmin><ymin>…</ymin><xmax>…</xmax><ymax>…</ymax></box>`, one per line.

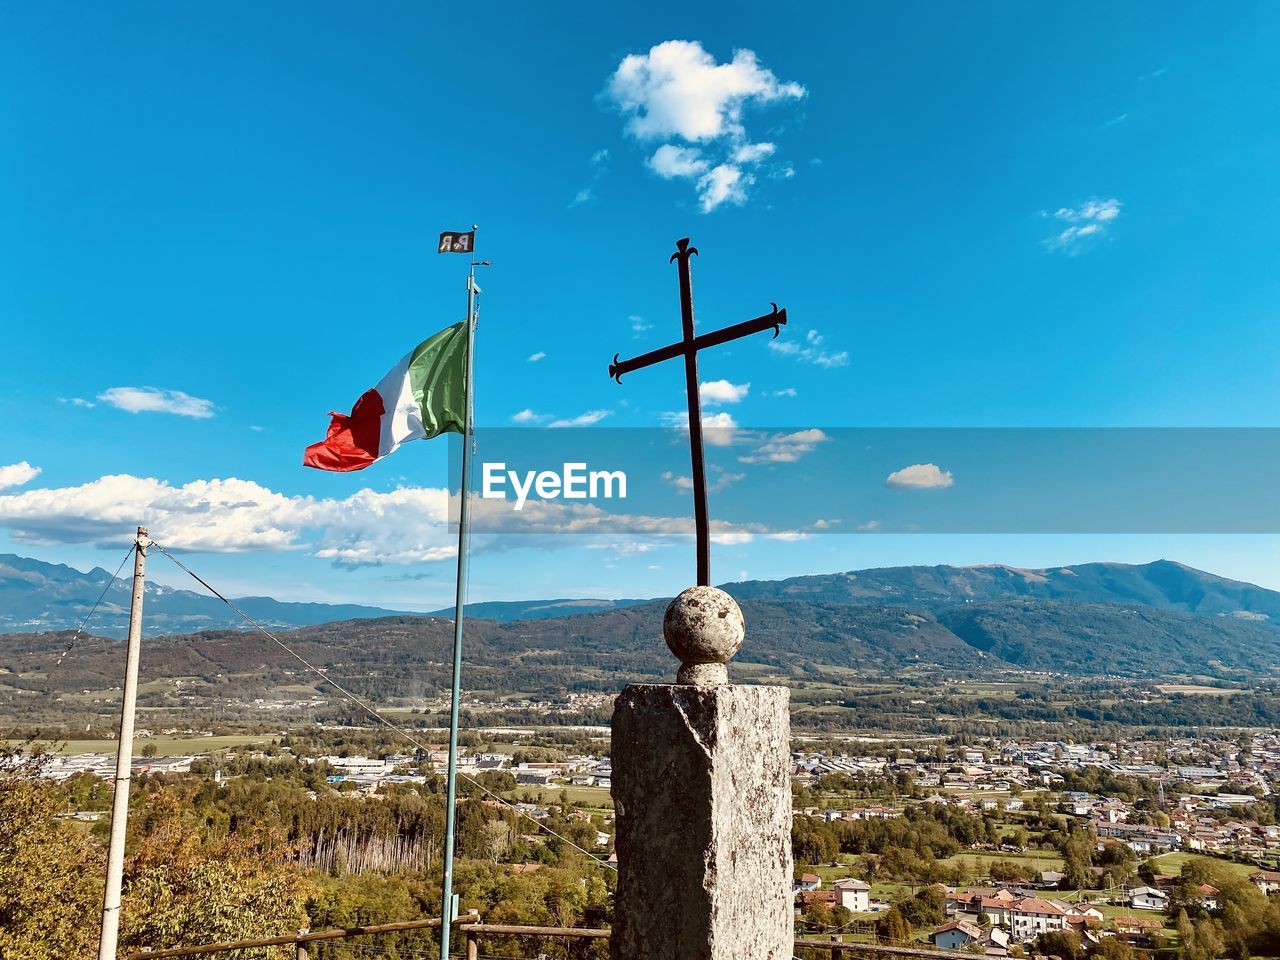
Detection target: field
<box><xmin>1156</xmin><ymin>684</ymin><xmax>1246</xmax><ymax>697</ymax></box>
<box><xmin>1149</xmin><ymin>851</ymin><xmax>1258</xmax><ymax>878</ymax></box>
<box><xmin>510</xmin><ymin>784</ymin><xmax>613</xmax><ymax>808</ymax></box>
<box><xmin>12</xmin><ymin>734</ymin><xmax>274</xmax><ymax>756</ymax></box>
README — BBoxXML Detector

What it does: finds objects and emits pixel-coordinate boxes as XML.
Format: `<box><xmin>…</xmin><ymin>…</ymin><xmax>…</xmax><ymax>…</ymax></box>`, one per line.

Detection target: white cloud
<box><xmin>660</xmin><ymin>410</ymin><xmax>739</xmax><ymax>446</ymax></box>
<box><xmin>770</xmin><ymin>388</ymin><xmax>797</xmax><ymax>398</ymax></box>
<box><xmin>738</xmin><ymin>428</ymin><xmax>829</xmax><ymax>464</ymax></box>
<box><xmin>733</xmin><ymin>142</ymin><xmax>776</xmax><ymax>164</ymax></box>
<box><xmin>856</xmin><ymin>519</ymin><xmax>880</xmax><ymax>531</ymax></box>
<box><xmin>695</xmin><ymin>164</ymin><xmax>750</xmax><ymax>212</ymax></box>
<box><xmin>527</xmin><ymin>351</ymin><xmax>546</xmax><ymax>362</ymax></box>
<box><xmin>630</xmin><ymin>314</ymin><xmax>652</xmax><ymax>336</ymax></box>
<box><xmin>0</xmin><ymin>462</ymin><xmax>40</xmax><ymax>490</ymax></box>
<box><xmin>0</xmin><ymin>473</ymin><xmax>455</xmax><ymax>566</ymax></box>
<box><xmin>1042</xmin><ymin>197</ymin><xmax>1122</xmax><ymax>252</ymax></box>
<box><xmin>512</xmin><ymin>408</ymin><xmax>548</xmax><ymax>424</ymax></box>
<box><xmin>885</xmin><ymin>463</ymin><xmax>954</xmax><ymax>490</ymax></box>
<box><xmin>648</xmin><ymin>144</ymin><xmax>709</xmax><ymax>179</ymax></box>
<box><xmin>768</xmin><ymin>328</ymin><xmax>849</xmax><ymax>368</ymax></box>
<box><xmin>98</xmin><ymin>386</ymin><xmax>215</xmax><ymax>419</ymax></box>
<box><xmin>607</xmin><ymin>40</ymin><xmax>804</xmax><ymax>141</ymax></box>
<box><xmin>699</xmin><ymin>379</ymin><xmax>749</xmax><ymax>405</ymax></box>
<box><xmin>661</xmin><ymin>469</ymin><xmax>744</xmax><ymax>493</ymax></box>
<box><xmin>547</xmin><ymin>409</ymin><xmax>612</xmax><ymax>428</ymax></box>
<box><xmin>570</xmin><ymin>149</ymin><xmax>611</xmax><ymax>207</ymax></box>
<box><xmin>59</xmin><ymin>397</ymin><xmax>95</xmax><ymax>408</ymax></box>
<box><xmin>604</xmin><ymin>40</ymin><xmax>805</xmax><ymax>211</ymax></box>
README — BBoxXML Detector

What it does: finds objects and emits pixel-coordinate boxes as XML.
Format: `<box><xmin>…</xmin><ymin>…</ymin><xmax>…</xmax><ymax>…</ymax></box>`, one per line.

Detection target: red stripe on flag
<box><xmin>302</xmin><ymin>389</ymin><xmax>384</xmax><ymax>472</ymax></box>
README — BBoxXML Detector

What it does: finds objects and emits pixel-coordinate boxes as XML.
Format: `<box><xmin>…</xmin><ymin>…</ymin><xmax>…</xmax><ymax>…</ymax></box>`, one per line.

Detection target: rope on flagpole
<box><xmin>145</xmin><ymin>539</ymin><xmax>616</xmax><ymax>873</ymax></box>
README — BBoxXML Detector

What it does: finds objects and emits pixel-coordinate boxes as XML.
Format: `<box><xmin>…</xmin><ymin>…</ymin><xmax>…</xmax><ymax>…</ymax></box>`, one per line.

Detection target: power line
<box><xmin>148</xmin><ymin>539</ymin><xmax>616</xmax><ymax>873</ymax></box>
<box><xmin>43</xmin><ymin>542</ymin><xmax>136</xmax><ymax>692</ymax></box>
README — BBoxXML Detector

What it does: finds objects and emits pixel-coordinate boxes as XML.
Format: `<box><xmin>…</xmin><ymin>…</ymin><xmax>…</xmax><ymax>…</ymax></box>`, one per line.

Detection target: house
<box><xmin>1251</xmin><ymin>870</ymin><xmax>1280</xmax><ymax>894</ymax></box>
<box><xmin>932</xmin><ymin>920</ymin><xmax>1010</xmax><ymax>952</ymax></box>
<box><xmin>795</xmin><ymin>890</ymin><xmax>837</xmax><ymax>915</ymax></box>
<box><xmin>1194</xmin><ymin>884</ymin><xmax>1220</xmax><ymax>911</ymax></box>
<box><xmin>948</xmin><ymin>888</ymin><xmax>1018</xmax><ymax>927</ymax></box>
<box><xmin>1009</xmin><ymin>897</ymin><xmax>1067</xmax><ymax>940</ymax></box>
<box><xmin>1038</xmin><ymin>870</ymin><xmax>1066</xmax><ymax>889</ymax></box>
<box><xmin>1128</xmin><ymin>886</ymin><xmax>1168</xmax><ymax>911</ymax></box>
<box><xmin>793</xmin><ymin>873</ymin><xmax>821</xmax><ymax>893</ymax></box>
<box><xmin>833</xmin><ymin>878</ymin><xmax>871</xmax><ymax>912</ymax></box>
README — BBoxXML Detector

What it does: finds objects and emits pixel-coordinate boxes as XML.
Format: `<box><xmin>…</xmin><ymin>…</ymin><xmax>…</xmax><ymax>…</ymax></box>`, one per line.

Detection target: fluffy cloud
<box><xmin>547</xmin><ymin>409</ymin><xmax>612</xmax><ymax>428</ymax></box>
<box><xmin>605</xmin><ymin>40</ymin><xmax>805</xmax><ymax>211</ymax></box>
<box><xmin>885</xmin><ymin>463</ymin><xmax>954</xmax><ymax>490</ymax></box>
<box><xmin>738</xmin><ymin>428</ymin><xmax>829</xmax><ymax>464</ymax></box>
<box><xmin>0</xmin><ymin>473</ymin><xmax>455</xmax><ymax>565</ymax></box>
<box><xmin>512</xmin><ymin>408</ymin><xmax>548</xmax><ymax>424</ymax></box>
<box><xmin>648</xmin><ymin>144</ymin><xmax>709</xmax><ymax>179</ymax></box>
<box><xmin>1043</xmin><ymin>197</ymin><xmax>1122</xmax><ymax>252</ymax></box>
<box><xmin>98</xmin><ymin>386</ymin><xmax>215</xmax><ymax>418</ymax></box>
<box><xmin>660</xmin><ymin>410</ymin><xmax>739</xmax><ymax>446</ymax></box>
<box><xmin>661</xmin><ymin>469</ymin><xmax>744</xmax><ymax>493</ymax></box>
<box><xmin>699</xmin><ymin>379</ymin><xmax>749</xmax><ymax>405</ymax></box>
<box><xmin>768</xmin><ymin>328</ymin><xmax>849</xmax><ymax>368</ymax></box>
<box><xmin>527</xmin><ymin>352</ymin><xmax>546</xmax><ymax>362</ymax></box>
<box><xmin>0</xmin><ymin>462</ymin><xmax>40</xmax><ymax>490</ymax></box>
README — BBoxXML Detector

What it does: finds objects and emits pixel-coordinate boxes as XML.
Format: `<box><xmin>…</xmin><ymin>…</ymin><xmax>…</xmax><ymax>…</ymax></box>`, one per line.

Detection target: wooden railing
<box><xmin>127</xmin><ymin>918</ymin><xmax>958</xmax><ymax>960</ymax></box>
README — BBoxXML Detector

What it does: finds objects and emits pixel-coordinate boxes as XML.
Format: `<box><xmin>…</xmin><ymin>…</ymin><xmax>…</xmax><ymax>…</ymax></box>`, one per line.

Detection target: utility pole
<box><xmin>97</xmin><ymin>526</ymin><xmax>148</xmax><ymax>960</ymax></box>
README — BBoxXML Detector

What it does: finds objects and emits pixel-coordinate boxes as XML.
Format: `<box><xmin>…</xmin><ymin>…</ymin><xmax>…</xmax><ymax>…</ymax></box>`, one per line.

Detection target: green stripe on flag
<box><xmin>407</xmin><ymin>320</ymin><xmax>468</xmax><ymax>439</ymax></box>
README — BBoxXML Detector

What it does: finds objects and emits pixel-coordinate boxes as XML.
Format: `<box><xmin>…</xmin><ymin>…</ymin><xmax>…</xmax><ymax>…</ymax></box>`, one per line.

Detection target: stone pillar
<box><xmin>611</xmin><ymin>586</ymin><xmax>793</xmax><ymax>960</ymax></box>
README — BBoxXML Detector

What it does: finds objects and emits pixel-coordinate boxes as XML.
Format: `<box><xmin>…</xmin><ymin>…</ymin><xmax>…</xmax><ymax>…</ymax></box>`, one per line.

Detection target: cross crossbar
<box><xmin>608</xmin><ymin>304</ymin><xmax>787</xmax><ymax>383</ymax></box>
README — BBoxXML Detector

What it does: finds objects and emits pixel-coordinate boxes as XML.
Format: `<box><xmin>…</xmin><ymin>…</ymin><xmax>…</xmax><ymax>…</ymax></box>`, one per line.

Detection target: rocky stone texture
<box><xmin>663</xmin><ymin>586</ymin><xmax>745</xmax><ymax>681</ymax></box>
<box><xmin>611</xmin><ymin>683</ymin><xmax>792</xmax><ymax>960</ymax></box>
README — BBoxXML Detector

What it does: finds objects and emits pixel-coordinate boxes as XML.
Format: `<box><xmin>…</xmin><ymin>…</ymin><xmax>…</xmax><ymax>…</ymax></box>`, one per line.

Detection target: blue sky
<box><xmin>1</xmin><ymin>3</ymin><xmax>1279</xmax><ymax>609</ymax></box>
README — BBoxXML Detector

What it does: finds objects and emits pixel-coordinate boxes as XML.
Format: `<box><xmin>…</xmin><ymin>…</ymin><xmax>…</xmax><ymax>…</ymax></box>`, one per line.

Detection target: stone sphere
<box><xmin>662</xmin><ymin>586</ymin><xmax>745</xmax><ymax>665</ymax></box>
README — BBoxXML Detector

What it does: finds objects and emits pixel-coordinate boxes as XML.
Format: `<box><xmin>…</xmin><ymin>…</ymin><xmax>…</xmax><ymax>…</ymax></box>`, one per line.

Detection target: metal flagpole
<box><xmin>440</xmin><ymin>226</ymin><xmax>478</xmax><ymax>960</ymax></box>
<box><xmin>98</xmin><ymin>525</ymin><xmax>149</xmax><ymax>960</ymax></box>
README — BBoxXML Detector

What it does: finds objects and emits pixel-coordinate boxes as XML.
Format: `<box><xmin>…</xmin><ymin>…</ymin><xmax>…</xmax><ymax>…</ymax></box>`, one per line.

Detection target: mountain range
<box><xmin>1</xmin><ymin>555</ymin><xmax>1278</xmax><ymax>694</ymax></box>
<box><xmin>0</xmin><ymin>554</ymin><xmax>410</xmax><ymax>636</ymax></box>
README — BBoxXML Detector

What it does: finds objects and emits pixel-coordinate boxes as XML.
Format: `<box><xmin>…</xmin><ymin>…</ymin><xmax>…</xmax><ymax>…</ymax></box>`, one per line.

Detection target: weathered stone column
<box><xmin>611</xmin><ymin>586</ymin><xmax>793</xmax><ymax>960</ymax></box>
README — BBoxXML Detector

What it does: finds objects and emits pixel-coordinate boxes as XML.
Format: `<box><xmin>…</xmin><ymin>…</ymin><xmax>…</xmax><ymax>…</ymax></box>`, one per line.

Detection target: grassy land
<box><xmin>1149</xmin><ymin>851</ymin><xmax>1258</xmax><ymax>878</ymax></box>
<box><xmin>14</xmin><ymin>735</ymin><xmax>274</xmax><ymax>756</ymax></box>
<box><xmin>941</xmin><ymin>849</ymin><xmax>1066</xmax><ymax>875</ymax></box>
<box><xmin>509</xmin><ymin>785</ymin><xmax>613</xmax><ymax>807</ymax></box>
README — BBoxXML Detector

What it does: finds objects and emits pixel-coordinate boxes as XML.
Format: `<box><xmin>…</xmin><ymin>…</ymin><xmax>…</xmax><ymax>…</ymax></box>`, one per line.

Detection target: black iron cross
<box><xmin>609</xmin><ymin>237</ymin><xmax>787</xmax><ymax>586</ymax></box>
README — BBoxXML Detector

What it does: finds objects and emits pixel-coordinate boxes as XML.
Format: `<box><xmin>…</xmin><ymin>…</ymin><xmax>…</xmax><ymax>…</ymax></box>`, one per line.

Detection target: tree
<box><xmin>805</xmin><ymin>899</ymin><xmax>834</xmax><ymax>929</ymax></box>
<box><xmin>119</xmin><ymin>792</ymin><xmax>310</xmax><ymax>956</ymax></box>
<box><xmin>0</xmin><ymin>748</ymin><xmax>104</xmax><ymax>960</ymax></box>
<box><xmin>879</xmin><ymin>905</ymin><xmax>912</xmax><ymax>944</ymax></box>
<box><xmin>1034</xmin><ymin>930</ymin><xmax>1083</xmax><ymax>960</ymax></box>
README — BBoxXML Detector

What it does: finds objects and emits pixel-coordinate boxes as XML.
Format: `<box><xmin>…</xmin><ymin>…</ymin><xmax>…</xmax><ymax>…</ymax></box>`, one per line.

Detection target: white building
<box><xmin>1129</xmin><ymin>886</ymin><xmax>1168</xmax><ymax>911</ymax></box>
<box><xmin>1009</xmin><ymin>897</ymin><xmax>1067</xmax><ymax>940</ymax></box>
<box><xmin>833</xmin><ymin>878</ymin><xmax>871</xmax><ymax>912</ymax></box>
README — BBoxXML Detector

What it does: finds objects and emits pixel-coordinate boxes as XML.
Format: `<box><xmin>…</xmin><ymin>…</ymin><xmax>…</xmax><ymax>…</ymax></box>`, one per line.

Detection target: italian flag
<box><xmin>303</xmin><ymin>320</ymin><xmax>469</xmax><ymax>472</ymax></box>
